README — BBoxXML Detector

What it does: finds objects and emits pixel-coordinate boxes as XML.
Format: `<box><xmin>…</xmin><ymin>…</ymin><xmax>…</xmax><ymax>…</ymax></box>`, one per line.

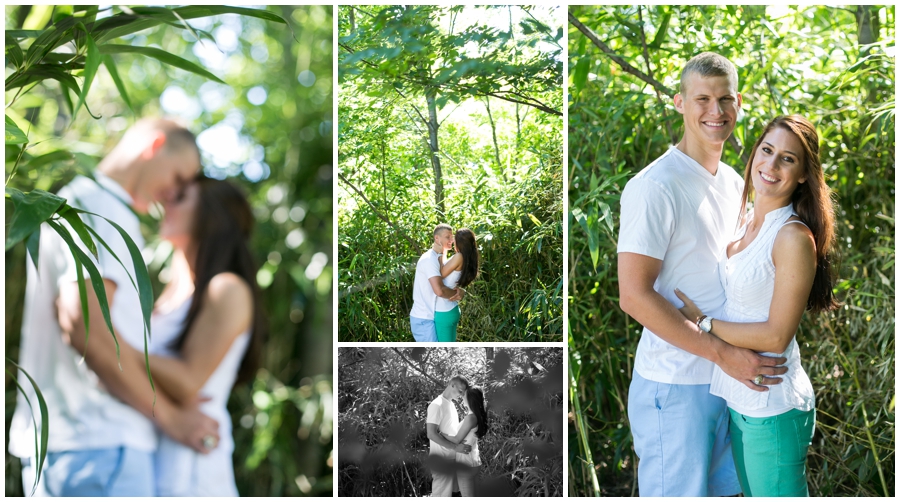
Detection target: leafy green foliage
<box><xmin>568</xmin><ymin>5</ymin><xmax>895</xmax><ymax>497</ymax></box>
<box><xmin>338</xmin><ymin>5</ymin><xmax>563</xmax><ymax>341</ymax></box>
<box><xmin>5</xmin><ymin>5</ymin><xmax>332</xmax><ymax>496</ymax></box>
<box><xmin>338</xmin><ymin>347</ymin><xmax>563</xmax><ymax>497</ymax></box>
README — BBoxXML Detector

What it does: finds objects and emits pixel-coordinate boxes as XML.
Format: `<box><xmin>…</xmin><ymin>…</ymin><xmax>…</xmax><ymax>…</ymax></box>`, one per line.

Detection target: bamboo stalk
<box><xmin>568</xmin><ymin>353</ymin><xmax>600</xmax><ymax>496</ymax></box>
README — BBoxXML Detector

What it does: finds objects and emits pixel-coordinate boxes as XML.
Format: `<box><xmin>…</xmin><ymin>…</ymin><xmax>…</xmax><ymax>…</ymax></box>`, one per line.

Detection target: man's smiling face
<box><xmin>675</xmin><ymin>73</ymin><xmax>742</xmax><ymax>148</ymax></box>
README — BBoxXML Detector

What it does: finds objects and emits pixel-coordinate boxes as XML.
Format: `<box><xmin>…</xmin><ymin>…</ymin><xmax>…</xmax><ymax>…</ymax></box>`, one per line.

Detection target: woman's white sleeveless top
<box><xmin>455</xmin><ymin>415</ymin><xmax>482</xmax><ymax>467</ymax></box>
<box><xmin>435</xmin><ymin>269</ymin><xmax>461</xmax><ymax>312</ymax></box>
<box><xmin>150</xmin><ymin>297</ymin><xmax>250</xmax><ymax>496</ymax></box>
<box><xmin>709</xmin><ymin>204</ymin><xmax>815</xmax><ymax>417</ymax></box>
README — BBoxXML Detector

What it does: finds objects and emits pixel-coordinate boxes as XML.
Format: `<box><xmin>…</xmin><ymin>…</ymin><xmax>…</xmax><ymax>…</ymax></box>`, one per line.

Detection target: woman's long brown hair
<box><xmin>169</xmin><ymin>176</ymin><xmax>265</xmax><ymax>386</ymax></box>
<box><xmin>740</xmin><ymin>115</ymin><xmax>840</xmax><ymax>312</ymax></box>
<box><xmin>454</xmin><ymin>228</ymin><xmax>479</xmax><ymax>288</ymax></box>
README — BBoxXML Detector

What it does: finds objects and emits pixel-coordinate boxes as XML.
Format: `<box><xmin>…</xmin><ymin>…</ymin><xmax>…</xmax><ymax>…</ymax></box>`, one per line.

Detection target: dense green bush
<box><xmin>338</xmin><ymin>347</ymin><xmax>563</xmax><ymax>497</ymax></box>
<box><xmin>567</xmin><ymin>5</ymin><xmax>894</xmax><ymax>497</ymax></box>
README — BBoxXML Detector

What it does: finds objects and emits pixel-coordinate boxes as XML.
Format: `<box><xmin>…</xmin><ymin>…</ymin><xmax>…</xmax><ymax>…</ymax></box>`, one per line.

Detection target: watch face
<box><xmin>701</xmin><ymin>317</ymin><xmax>712</xmax><ymax>332</ymax></box>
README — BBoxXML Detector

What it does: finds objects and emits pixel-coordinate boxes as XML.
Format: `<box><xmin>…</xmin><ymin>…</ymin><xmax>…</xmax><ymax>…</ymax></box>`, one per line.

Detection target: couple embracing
<box><xmin>618</xmin><ymin>52</ymin><xmax>838</xmax><ymax>496</ymax></box>
<box><xmin>410</xmin><ymin>224</ymin><xmax>480</xmax><ymax>342</ymax></box>
<box><xmin>10</xmin><ymin>118</ymin><xmax>263</xmax><ymax>496</ymax></box>
<box><xmin>426</xmin><ymin>375</ymin><xmax>489</xmax><ymax>497</ymax></box>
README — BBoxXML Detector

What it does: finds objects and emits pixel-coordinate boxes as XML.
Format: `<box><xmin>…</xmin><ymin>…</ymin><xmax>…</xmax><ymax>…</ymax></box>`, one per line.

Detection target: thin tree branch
<box><xmin>339</xmin><ymin>171</ymin><xmax>422</xmax><ymax>253</ymax></box>
<box><xmin>568</xmin><ymin>11</ymin><xmax>674</xmax><ymax>98</ymax></box>
<box><xmin>569</xmin><ymin>9</ymin><xmax>746</xmax><ymax>161</ymax></box>
<box><xmin>638</xmin><ymin>6</ymin><xmax>676</xmax><ymax>144</ymax></box>
<box><xmin>392</xmin><ymin>348</ymin><xmax>443</xmax><ymax>386</ymax></box>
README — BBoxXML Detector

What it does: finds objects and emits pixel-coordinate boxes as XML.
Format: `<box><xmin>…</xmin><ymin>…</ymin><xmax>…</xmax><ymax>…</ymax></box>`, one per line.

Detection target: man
<box><xmin>409</xmin><ymin>224</ymin><xmax>463</xmax><ymax>342</ymax></box>
<box><xmin>617</xmin><ymin>53</ymin><xmax>789</xmax><ymax>496</ymax></box>
<box><xmin>9</xmin><ymin>118</ymin><xmax>218</xmax><ymax>496</ymax></box>
<box><xmin>425</xmin><ymin>375</ymin><xmax>472</xmax><ymax>497</ymax></box>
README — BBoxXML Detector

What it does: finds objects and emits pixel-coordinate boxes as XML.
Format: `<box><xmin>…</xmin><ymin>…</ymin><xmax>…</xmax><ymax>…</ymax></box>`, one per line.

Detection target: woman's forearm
<box><xmin>148</xmin><ymin>354</ymin><xmax>201</xmax><ymax>405</ymax></box>
<box><xmin>710</xmin><ymin>319</ymin><xmax>795</xmax><ymax>354</ymax></box>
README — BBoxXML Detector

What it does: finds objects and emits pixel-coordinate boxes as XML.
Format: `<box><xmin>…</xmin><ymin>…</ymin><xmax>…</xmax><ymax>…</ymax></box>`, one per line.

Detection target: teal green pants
<box><xmin>728</xmin><ymin>407</ymin><xmax>815</xmax><ymax>497</ymax></box>
<box><xmin>434</xmin><ymin>306</ymin><xmax>460</xmax><ymax>342</ymax></box>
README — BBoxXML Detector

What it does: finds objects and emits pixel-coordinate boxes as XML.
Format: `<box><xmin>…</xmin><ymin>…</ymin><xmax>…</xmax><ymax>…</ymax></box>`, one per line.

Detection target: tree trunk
<box><xmin>484</xmin><ymin>97</ymin><xmax>506</xmax><ymax>182</ymax></box>
<box><xmin>425</xmin><ymin>88</ymin><xmax>445</xmax><ymax>218</ymax></box>
<box><xmin>856</xmin><ymin>5</ymin><xmax>880</xmax><ymax>104</ymax></box>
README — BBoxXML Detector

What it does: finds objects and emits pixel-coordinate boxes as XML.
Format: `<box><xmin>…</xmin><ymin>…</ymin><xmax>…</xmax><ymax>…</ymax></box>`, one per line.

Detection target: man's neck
<box><xmin>441</xmin><ymin>388</ymin><xmax>454</xmax><ymax>400</ymax></box>
<box><xmin>97</xmin><ymin>155</ymin><xmax>138</xmax><ymax>199</ymax></box>
<box><xmin>432</xmin><ymin>243</ymin><xmax>443</xmax><ymax>254</ymax></box>
<box><xmin>676</xmin><ymin>137</ymin><xmax>725</xmax><ymax>176</ymax></box>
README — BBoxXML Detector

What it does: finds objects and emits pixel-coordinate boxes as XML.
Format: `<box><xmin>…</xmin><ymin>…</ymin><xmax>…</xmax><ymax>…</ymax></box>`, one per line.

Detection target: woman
<box><xmin>147</xmin><ymin>176</ymin><xmax>265</xmax><ymax>496</ymax></box>
<box><xmin>675</xmin><ymin>115</ymin><xmax>838</xmax><ymax>497</ymax></box>
<box><xmin>440</xmin><ymin>386</ymin><xmax>489</xmax><ymax>497</ymax></box>
<box><xmin>434</xmin><ymin>228</ymin><xmax>479</xmax><ymax>342</ymax></box>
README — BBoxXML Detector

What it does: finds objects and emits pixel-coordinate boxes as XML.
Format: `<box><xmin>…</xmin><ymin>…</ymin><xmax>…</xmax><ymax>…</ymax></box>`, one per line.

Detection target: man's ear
<box><xmin>140</xmin><ymin>131</ymin><xmax>167</xmax><ymax>160</ymax></box>
<box><xmin>673</xmin><ymin>93</ymin><xmax>684</xmax><ymax>114</ymax></box>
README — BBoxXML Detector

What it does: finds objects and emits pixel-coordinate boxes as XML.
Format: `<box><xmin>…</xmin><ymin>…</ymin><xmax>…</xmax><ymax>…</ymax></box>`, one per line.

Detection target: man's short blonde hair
<box><xmin>680</xmin><ymin>52</ymin><xmax>738</xmax><ymax>93</ymax></box>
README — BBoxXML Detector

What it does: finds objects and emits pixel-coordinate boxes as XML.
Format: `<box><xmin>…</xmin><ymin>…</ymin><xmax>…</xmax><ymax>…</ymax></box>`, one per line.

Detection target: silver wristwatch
<box><xmin>697</xmin><ymin>315</ymin><xmax>713</xmax><ymax>333</ymax></box>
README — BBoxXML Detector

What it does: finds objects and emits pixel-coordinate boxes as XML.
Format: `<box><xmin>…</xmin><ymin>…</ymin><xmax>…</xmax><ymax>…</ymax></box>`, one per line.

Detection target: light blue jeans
<box><xmin>21</xmin><ymin>446</ymin><xmax>154</xmax><ymax>497</ymax></box>
<box><xmin>628</xmin><ymin>372</ymin><xmax>741</xmax><ymax>496</ymax></box>
<box><xmin>410</xmin><ymin>316</ymin><xmax>438</xmax><ymax>342</ymax></box>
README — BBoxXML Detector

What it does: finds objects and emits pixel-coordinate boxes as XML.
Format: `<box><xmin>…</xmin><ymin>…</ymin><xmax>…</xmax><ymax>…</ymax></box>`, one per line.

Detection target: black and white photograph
<box><xmin>337</xmin><ymin>346</ymin><xmax>563</xmax><ymax>497</ymax></box>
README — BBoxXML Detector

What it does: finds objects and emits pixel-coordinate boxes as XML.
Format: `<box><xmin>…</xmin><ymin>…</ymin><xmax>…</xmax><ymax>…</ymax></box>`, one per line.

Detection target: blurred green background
<box><xmin>567</xmin><ymin>5</ymin><xmax>894</xmax><ymax>497</ymax></box>
<box><xmin>5</xmin><ymin>5</ymin><xmax>333</xmax><ymax>496</ymax></box>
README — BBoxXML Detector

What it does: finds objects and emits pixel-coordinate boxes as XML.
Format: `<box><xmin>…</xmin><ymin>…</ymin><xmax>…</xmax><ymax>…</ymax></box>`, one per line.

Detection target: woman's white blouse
<box><xmin>150</xmin><ymin>297</ymin><xmax>250</xmax><ymax>496</ymax></box>
<box><xmin>709</xmin><ymin>204</ymin><xmax>816</xmax><ymax>417</ymax></box>
<box><xmin>435</xmin><ymin>270</ymin><xmax>462</xmax><ymax>312</ymax></box>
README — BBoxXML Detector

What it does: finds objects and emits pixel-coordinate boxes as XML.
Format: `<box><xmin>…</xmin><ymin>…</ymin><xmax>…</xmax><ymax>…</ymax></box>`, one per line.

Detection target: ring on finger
<box><xmin>753</xmin><ymin>375</ymin><xmax>764</xmax><ymax>386</ymax></box>
<box><xmin>202</xmin><ymin>435</ymin><xmax>217</xmax><ymax>449</ymax></box>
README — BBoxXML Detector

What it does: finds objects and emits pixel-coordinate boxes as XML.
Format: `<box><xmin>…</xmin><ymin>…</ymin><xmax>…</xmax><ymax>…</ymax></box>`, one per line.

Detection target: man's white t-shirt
<box><xmin>426</xmin><ymin>394</ymin><xmax>460</xmax><ymax>458</ymax></box>
<box><xmin>8</xmin><ymin>173</ymin><xmax>157</xmax><ymax>457</ymax></box>
<box><xmin>410</xmin><ymin>249</ymin><xmax>441</xmax><ymax>320</ymax></box>
<box><xmin>617</xmin><ymin>146</ymin><xmax>744</xmax><ymax>385</ymax></box>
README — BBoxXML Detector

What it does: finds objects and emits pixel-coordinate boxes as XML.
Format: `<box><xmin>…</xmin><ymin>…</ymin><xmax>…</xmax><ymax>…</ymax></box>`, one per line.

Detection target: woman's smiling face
<box><xmin>751</xmin><ymin>126</ymin><xmax>807</xmax><ymax>200</ymax></box>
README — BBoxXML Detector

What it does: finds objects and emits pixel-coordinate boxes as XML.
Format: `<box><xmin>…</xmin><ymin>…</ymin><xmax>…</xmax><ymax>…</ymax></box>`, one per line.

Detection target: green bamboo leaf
<box><xmin>6</xmin><ymin>360</ymin><xmax>49</xmax><ymax>496</ymax></box>
<box><xmin>25</xmin><ymin>229</ymin><xmax>40</xmax><ymax>272</ymax></box>
<box><xmin>73</xmin><ymin>26</ymin><xmax>101</xmax><ymax>121</ymax></box>
<box><xmin>70</xmin><ymin>243</ymin><xmax>91</xmax><ymax>356</ymax></box>
<box><xmin>22</xmin><ymin>150</ymin><xmax>75</xmax><ymax>171</ymax></box>
<box><xmin>81</xmin><ymin>222</ymin><xmax>139</xmax><ymax>305</ymax></box>
<box><xmin>47</xmin><ymin>220</ymin><xmax>119</xmax><ymax>364</ymax></box>
<box><xmin>572</xmin><ymin>56</ymin><xmax>589</xmax><ymax>93</ymax></box>
<box><xmin>52</xmin><ymin>5</ymin><xmax>74</xmax><ymax>23</ymax></box>
<box><xmin>6</xmin><ymin>30</ymin><xmax>44</xmax><ymax>39</ymax></box>
<box><xmin>102</xmin><ymin>55</ymin><xmax>133</xmax><ymax>114</ymax></box>
<box><xmin>5</xmin><ymin>188</ymin><xmax>66</xmax><ymax>250</ymax></box>
<box><xmin>173</xmin><ymin>5</ymin><xmax>287</xmax><ymax>25</ymax></box>
<box><xmin>72</xmin><ymin>209</ymin><xmax>153</xmax><ymax>337</ymax></box>
<box><xmin>572</xmin><ymin>207</ymin><xmax>600</xmax><ymax>270</ymax></box>
<box><xmin>73</xmin><ymin>210</ymin><xmax>156</xmax><ymax>397</ymax></box>
<box><xmin>58</xmin><ymin>206</ymin><xmax>97</xmax><ymax>257</ymax></box>
<box><xmin>6</xmin><ymin>64</ymin><xmax>82</xmax><ymax>99</ymax></box>
<box><xmin>99</xmin><ymin>44</ymin><xmax>225</xmax><ymax>83</ymax></box>
<box><xmin>93</xmin><ymin>17</ymin><xmax>162</xmax><ymax>44</ymax></box>
<box><xmin>6</xmin><ymin>35</ymin><xmax>25</xmax><ymax>69</ymax></box>
<box><xmin>5</xmin><ymin>115</ymin><xmax>28</xmax><ymax>144</ymax></box>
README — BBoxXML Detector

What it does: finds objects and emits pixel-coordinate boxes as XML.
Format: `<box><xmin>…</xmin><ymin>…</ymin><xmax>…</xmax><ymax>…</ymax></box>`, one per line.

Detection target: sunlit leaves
<box><xmin>4</xmin><ymin>188</ymin><xmax>66</xmax><ymax>250</ymax></box>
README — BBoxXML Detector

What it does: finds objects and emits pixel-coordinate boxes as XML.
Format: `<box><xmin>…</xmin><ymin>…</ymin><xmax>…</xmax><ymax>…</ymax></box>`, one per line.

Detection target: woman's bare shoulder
<box><xmin>204</xmin><ymin>272</ymin><xmax>253</xmax><ymax>316</ymax></box>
